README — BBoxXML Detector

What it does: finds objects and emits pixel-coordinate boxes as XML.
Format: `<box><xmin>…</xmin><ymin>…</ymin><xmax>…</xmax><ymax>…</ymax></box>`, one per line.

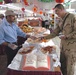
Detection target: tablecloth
<box><xmin>7</xmin><ymin>68</ymin><xmax>61</xmax><ymax>75</ymax></box>
<box><xmin>7</xmin><ymin>28</ymin><xmax>61</xmax><ymax>75</ymax></box>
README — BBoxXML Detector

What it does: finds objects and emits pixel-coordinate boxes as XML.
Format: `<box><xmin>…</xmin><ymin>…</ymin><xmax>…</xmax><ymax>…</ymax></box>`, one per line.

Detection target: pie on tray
<box><xmin>19</xmin><ymin>46</ymin><xmax>34</xmax><ymax>54</ymax></box>
<box><xmin>41</xmin><ymin>46</ymin><xmax>55</xmax><ymax>54</ymax></box>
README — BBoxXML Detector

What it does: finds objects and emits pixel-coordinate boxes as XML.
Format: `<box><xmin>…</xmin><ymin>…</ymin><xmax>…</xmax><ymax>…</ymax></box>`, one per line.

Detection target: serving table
<box><xmin>7</xmin><ymin>27</ymin><xmax>61</xmax><ymax>75</ymax></box>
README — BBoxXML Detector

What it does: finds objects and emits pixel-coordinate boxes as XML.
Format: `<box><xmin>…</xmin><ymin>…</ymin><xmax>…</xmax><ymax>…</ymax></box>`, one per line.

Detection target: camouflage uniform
<box><xmin>45</xmin><ymin>13</ymin><xmax>76</xmax><ymax>75</ymax></box>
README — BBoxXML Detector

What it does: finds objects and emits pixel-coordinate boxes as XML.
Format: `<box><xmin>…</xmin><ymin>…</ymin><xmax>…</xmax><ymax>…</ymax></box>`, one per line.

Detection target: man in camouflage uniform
<box><xmin>43</xmin><ymin>4</ymin><xmax>76</xmax><ymax>75</ymax></box>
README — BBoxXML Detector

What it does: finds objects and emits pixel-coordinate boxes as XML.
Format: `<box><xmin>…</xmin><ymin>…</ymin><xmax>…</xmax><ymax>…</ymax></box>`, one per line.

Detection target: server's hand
<box><xmin>59</xmin><ymin>35</ymin><xmax>67</xmax><ymax>40</ymax></box>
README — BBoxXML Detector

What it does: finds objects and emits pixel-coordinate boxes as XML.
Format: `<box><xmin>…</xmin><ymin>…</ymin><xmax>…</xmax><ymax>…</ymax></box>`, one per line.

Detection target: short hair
<box><xmin>54</xmin><ymin>4</ymin><xmax>65</xmax><ymax>10</ymax></box>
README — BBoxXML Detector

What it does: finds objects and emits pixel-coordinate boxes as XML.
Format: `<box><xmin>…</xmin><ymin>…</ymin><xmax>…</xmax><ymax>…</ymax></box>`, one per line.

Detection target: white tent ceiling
<box><xmin>0</xmin><ymin>0</ymin><xmax>76</xmax><ymax>14</ymax></box>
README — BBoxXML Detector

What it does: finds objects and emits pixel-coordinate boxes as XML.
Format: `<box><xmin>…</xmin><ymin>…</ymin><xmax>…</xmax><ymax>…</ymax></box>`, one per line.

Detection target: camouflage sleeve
<box><xmin>44</xmin><ymin>25</ymin><xmax>61</xmax><ymax>39</ymax></box>
<box><xmin>66</xmin><ymin>16</ymin><xmax>76</xmax><ymax>39</ymax></box>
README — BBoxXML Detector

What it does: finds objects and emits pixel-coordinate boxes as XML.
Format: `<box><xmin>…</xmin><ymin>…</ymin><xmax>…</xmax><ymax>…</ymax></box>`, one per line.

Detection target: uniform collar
<box><xmin>62</xmin><ymin>12</ymin><xmax>70</xmax><ymax>21</ymax></box>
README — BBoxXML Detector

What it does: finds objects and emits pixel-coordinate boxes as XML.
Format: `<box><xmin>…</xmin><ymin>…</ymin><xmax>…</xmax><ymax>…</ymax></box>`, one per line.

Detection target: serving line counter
<box><xmin>7</xmin><ymin>27</ymin><xmax>61</xmax><ymax>75</ymax></box>
<box><xmin>7</xmin><ymin>39</ymin><xmax>61</xmax><ymax>75</ymax></box>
